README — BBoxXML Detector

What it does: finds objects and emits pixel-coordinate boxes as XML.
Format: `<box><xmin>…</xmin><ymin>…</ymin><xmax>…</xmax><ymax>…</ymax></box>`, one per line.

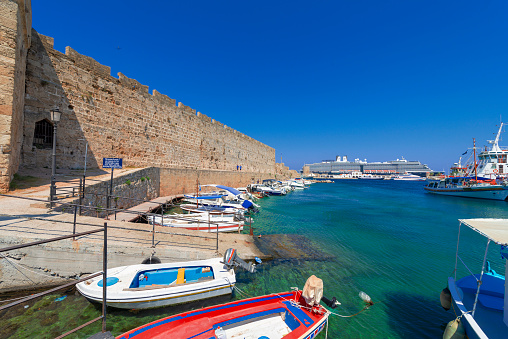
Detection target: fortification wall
<box><xmin>159</xmin><ymin>168</ymin><xmax>272</xmax><ymax>197</ymax></box>
<box><xmin>20</xmin><ymin>30</ymin><xmax>275</xmax><ymax>176</ymax></box>
<box><xmin>63</xmin><ymin>167</ymin><xmax>160</xmax><ymax>218</ymax></box>
<box><xmin>0</xmin><ymin>0</ymin><xmax>31</xmax><ymax>191</ymax></box>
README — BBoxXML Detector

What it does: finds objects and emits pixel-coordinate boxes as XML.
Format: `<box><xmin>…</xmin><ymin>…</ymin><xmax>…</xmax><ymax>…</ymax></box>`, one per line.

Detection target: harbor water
<box><xmin>2</xmin><ymin>180</ymin><xmax>508</xmax><ymax>338</ymax></box>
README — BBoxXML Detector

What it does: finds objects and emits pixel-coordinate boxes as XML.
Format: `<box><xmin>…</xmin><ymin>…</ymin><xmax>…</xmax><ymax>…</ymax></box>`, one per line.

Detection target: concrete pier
<box><xmin>0</xmin><ymin>180</ymin><xmax>268</xmax><ymax>293</ymax></box>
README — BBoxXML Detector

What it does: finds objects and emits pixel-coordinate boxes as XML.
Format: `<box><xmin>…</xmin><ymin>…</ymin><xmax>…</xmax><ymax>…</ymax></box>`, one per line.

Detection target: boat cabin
<box><xmin>128</xmin><ymin>266</ymin><xmax>214</xmax><ymax>289</ymax></box>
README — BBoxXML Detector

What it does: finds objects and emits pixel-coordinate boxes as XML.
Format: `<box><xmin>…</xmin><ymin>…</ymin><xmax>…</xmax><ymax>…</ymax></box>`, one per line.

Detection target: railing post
<box><xmin>81</xmin><ymin>175</ymin><xmax>86</xmax><ymax>216</ymax></box>
<box><xmin>50</xmin><ymin>176</ymin><xmax>55</xmax><ymax>209</ymax></box>
<box><xmin>78</xmin><ymin>178</ymin><xmax>83</xmax><ymax>216</ymax></box>
<box><xmin>106</xmin><ymin>183</ymin><xmax>110</xmax><ymax>216</ymax></box>
<box><xmin>102</xmin><ymin>222</ymin><xmax>107</xmax><ymax>333</ymax></box>
<box><xmin>73</xmin><ymin>205</ymin><xmax>77</xmax><ymax>240</ymax></box>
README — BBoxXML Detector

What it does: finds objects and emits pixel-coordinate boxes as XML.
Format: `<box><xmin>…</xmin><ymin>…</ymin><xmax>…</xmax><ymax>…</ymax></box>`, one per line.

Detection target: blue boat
<box><xmin>441</xmin><ymin>219</ymin><xmax>508</xmax><ymax>338</ymax></box>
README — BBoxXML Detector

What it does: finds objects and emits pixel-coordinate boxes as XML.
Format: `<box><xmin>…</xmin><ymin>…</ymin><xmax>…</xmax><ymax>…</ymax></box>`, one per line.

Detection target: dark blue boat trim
<box><xmin>119</xmin><ymin>292</ymin><xmax>294</xmax><ymax>338</ymax></box>
<box><xmin>283</xmin><ymin>301</ymin><xmax>314</xmax><ymax>327</ymax></box>
<box><xmin>303</xmin><ymin>318</ymin><xmax>327</xmax><ymax>339</ymax></box>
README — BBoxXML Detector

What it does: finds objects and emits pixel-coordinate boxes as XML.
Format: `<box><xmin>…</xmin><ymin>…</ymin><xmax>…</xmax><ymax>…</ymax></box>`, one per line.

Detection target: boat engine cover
<box><xmin>303</xmin><ymin>275</ymin><xmax>323</xmax><ymax>306</ymax></box>
<box><xmin>241</xmin><ymin>200</ymin><xmax>253</xmax><ymax>209</ymax></box>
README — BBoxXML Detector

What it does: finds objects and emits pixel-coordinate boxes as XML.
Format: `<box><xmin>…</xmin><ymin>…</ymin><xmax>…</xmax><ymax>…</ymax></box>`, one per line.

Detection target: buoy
<box><xmin>440</xmin><ymin>287</ymin><xmax>451</xmax><ymax>310</ymax></box>
<box><xmin>141</xmin><ymin>256</ymin><xmax>161</xmax><ymax>264</ymax></box>
<box><xmin>443</xmin><ymin>318</ymin><xmax>465</xmax><ymax>339</ymax></box>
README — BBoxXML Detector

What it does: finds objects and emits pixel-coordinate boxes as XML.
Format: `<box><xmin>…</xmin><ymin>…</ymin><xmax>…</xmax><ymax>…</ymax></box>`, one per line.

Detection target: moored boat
<box><xmin>391</xmin><ymin>173</ymin><xmax>426</xmax><ymax>181</ymax></box>
<box><xmin>471</xmin><ymin>123</ymin><xmax>508</xmax><ymax>179</ymax></box>
<box><xmin>440</xmin><ymin>219</ymin><xmax>508</xmax><ymax>338</ymax></box>
<box><xmin>148</xmin><ymin>214</ymin><xmax>244</xmax><ymax>232</ymax></box>
<box><xmin>424</xmin><ymin>177</ymin><xmax>508</xmax><ymax>201</ymax></box>
<box><xmin>77</xmin><ymin>249</ymin><xmax>257</xmax><ymax>310</ymax></box>
<box><xmin>117</xmin><ymin>275</ymin><xmax>338</xmax><ymax>339</ymax></box>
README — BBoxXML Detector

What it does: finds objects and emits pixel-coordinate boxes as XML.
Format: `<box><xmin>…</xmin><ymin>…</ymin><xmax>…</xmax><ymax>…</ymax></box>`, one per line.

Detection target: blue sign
<box><xmin>103</xmin><ymin>158</ymin><xmax>123</xmax><ymax>169</ymax></box>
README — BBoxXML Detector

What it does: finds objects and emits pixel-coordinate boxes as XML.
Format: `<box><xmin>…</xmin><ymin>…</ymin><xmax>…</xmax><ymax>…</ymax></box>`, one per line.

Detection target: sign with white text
<box><xmin>102</xmin><ymin>158</ymin><xmax>123</xmax><ymax>169</ymax></box>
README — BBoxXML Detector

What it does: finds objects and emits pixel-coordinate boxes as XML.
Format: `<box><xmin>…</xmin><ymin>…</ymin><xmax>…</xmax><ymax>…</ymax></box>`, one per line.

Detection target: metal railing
<box><xmin>2</xmin><ymin>193</ymin><xmax>221</xmax><ymax>251</ymax></box>
<box><xmin>0</xmin><ymin>221</ymin><xmax>108</xmax><ymax>338</ymax></box>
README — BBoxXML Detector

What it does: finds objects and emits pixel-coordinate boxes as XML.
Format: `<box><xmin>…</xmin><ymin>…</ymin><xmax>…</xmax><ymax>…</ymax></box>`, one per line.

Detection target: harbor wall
<box><xmin>0</xmin><ymin>4</ymin><xmax>281</xmax><ymax>192</ymax></box>
<box><xmin>159</xmin><ymin>168</ymin><xmax>272</xmax><ymax>197</ymax></box>
<box><xmin>64</xmin><ymin>167</ymin><xmax>160</xmax><ymax>218</ymax></box>
<box><xmin>0</xmin><ymin>0</ymin><xmax>31</xmax><ymax>191</ymax></box>
<box><xmin>21</xmin><ymin>30</ymin><xmax>275</xmax><ymax>173</ymax></box>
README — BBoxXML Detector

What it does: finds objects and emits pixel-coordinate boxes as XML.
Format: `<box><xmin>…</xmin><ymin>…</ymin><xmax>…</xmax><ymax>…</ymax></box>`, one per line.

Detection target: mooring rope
<box><xmin>0</xmin><ymin>253</ymin><xmax>68</xmax><ymax>283</ymax></box>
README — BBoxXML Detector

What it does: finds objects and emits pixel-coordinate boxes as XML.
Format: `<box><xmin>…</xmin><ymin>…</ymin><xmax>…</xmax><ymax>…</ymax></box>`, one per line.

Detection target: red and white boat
<box><xmin>117</xmin><ymin>276</ymin><xmax>334</xmax><ymax>339</ymax></box>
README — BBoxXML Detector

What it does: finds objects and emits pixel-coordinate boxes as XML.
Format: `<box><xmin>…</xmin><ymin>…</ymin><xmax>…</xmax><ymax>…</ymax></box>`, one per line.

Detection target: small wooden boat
<box><xmin>117</xmin><ymin>289</ymin><xmax>330</xmax><ymax>339</ymax></box>
<box><xmin>77</xmin><ymin>257</ymin><xmax>236</xmax><ymax>309</ymax></box>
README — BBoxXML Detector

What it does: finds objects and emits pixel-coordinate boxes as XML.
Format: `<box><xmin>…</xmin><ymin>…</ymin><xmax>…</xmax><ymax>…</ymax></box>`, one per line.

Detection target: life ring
<box><xmin>494</xmin><ymin>169</ymin><xmax>499</xmax><ymax>174</ymax></box>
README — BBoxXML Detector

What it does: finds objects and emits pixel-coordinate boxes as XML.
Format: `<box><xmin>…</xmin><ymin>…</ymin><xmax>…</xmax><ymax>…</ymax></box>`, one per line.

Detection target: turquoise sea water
<box><xmin>2</xmin><ymin>180</ymin><xmax>508</xmax><ymax>338</ymax></box>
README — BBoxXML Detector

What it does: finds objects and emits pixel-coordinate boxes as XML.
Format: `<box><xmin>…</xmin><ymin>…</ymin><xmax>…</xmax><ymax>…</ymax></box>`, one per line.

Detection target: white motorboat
<box><xmin>248</xmin><ymin>183</ymin><xmax>285</xmax><ymax>196</ymax></box>
<box><xmin>148</xmin><ymin>213</ymin><xmax>243</xmax><ymax>233</ymax></box>
<box><xmin>392</xmin><ymin>173</ymin><xmax>426</xmax><ymax>181</ymax></box>
<box><xmin>179</xmin><ymin>204</ymin><xmax>241</xmax><ymax>215</ymax></box>
<box><xmin>77</xmin><ymin>249</ymin><xmax>257</xmax><ymax>309</ymax></box>
<box><xmin>441</xmin><ymin>219</ymin><xmax>508</xmax><ymax>338</ymax></box>
<box><xmin>184</xmin><ymin>185</ymin><xmax>259</xmax><ymax>212</ymax></box>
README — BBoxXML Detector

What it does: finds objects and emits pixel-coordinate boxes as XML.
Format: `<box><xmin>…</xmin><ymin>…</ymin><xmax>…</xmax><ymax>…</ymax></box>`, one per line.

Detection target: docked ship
<box><xmin>424</xmin><ymin>124</ymin><xmax>508</xmax><ymax>201</ymax></box>
<box><xmin>304</xmin><ymin>155</ymin><xmax>432</xmax><ymax>178</ymax></box>
<box><xmin>468</xmin><ymin>123</ymin><xmax>508</xmax><ymax>179</ymax></box>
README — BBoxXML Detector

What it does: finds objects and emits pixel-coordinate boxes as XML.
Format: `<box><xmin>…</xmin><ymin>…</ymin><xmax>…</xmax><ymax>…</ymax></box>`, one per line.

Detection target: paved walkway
<box><xmin>0</xmin><ymin>169</ymin><xmax>268</xmax><ymax>292</ymax></box>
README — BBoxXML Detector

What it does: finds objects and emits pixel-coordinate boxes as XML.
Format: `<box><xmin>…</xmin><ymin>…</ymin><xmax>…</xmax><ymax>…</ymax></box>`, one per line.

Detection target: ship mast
<box><xmin>488</xmin><ymin>123</ymin><xmax>504</xmax><ymax>152</ymax></box>
<box><xmin>473</xmin><ymin>138</ymin><xmax>477</xmax><ymax>181</ymax></box>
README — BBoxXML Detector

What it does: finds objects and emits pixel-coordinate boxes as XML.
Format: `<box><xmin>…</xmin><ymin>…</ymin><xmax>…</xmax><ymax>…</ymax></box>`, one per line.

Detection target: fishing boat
<box><xmin>76</xmin><ymin>249</ymin><xmax>257</xmax><ymax>310</ymax></box>
<box><xmin>117</xmin><ymin>275</ymin><xmax>339</xmax><ymax>339</ymax></box>
<box><xmin>424</xmin><ymin>177</ymin><xmax>508</xmax><ymax>201</ymax></box>
<box><xmin>470</xmin><ymin>123</ymin><xmax>508</xmax><ymax>179</ymax></box>
<box><xmin>440</xmin><ymin>219</ymin><xmax>508</xmax><ymax>338</ymax></box>
<box><xmin>425</xmin><ymin>137</ymin><xmax>508</xmax><ymax>201</ymax></box>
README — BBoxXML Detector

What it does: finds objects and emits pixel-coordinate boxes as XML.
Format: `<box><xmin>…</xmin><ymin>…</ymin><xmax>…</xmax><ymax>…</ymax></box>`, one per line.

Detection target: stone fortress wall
<box><xmin>21</xmin><ymin>31</ymin><xmax>275</xmax><ymax>175</ymax></box>
<box><xmin>0</xmin><ymin>0</ymin><xmax>278</xmax><ymax>191</ymax></box>
<box><xmin>0</xmin><ymin>0</ymin><xmax>31</xmax><ymax>191</ymax></box>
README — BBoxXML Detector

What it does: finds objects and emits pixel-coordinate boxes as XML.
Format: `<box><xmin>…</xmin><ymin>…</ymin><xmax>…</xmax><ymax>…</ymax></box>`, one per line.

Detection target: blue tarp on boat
<box><xmin>215</xmin><ymin>185</ymin><xmax>242</xmax><ymax>196</ymax></box>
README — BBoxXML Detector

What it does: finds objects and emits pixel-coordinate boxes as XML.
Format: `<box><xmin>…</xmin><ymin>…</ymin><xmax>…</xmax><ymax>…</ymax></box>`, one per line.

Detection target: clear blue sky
<box><xmin>32</xmin><ymin>1</ymin><xmax>508</xmax><ymax>172</ymax></box>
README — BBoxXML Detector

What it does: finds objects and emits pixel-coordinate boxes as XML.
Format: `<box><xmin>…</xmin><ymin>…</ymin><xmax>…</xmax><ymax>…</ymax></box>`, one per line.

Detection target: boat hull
<box><xmin>80</xmin><ymin>282</ymin><xmax>234</xmax><ymax>309</ymax></box>
<box><xmin>448</xmin><ymin>277</ymin><xmax>488</xmax><ymax>339</ymax></box>
<box><xmin>117</xmin><ymin>290</ymin><xmax>329</xmax><ymax>339</ymax></box>
<box><xmin>77</xmin><ymin>258</ymin><xmax>236</xmax><ymax>310</ymax></box>
<box><xmin>424</xmin><ymin>187</ymin><xmax>508</xmax><ymax>200</ymax></box>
